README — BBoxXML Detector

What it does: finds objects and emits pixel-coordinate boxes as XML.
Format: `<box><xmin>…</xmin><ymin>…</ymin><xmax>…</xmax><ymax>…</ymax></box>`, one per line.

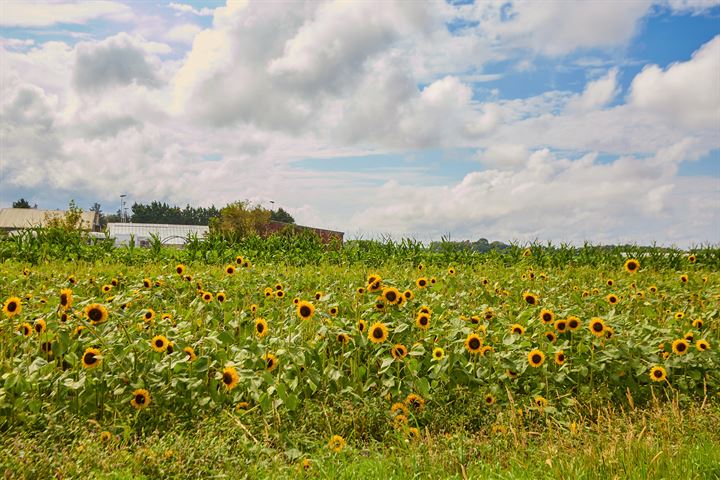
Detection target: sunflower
<box><xmin>391</xmin><ymin>344</ymin><xmax>408</xmax><ymax>360</ymax></box>
<box><xmin>510</xmin><ymin>324</ymin><xmax>525</xmax><ymax>335</ymax></box>
<box><xmin>183</xmin><ymin>346</ymin><xmax>197</xmax><ymax>361</ymax></box>
<box><xmin>81</xmin><ymin>303</ymin><xmax>107</xmax><ymax>325</ymax></box>
<box><xmin>375</xmin><ymin>301</ymin><xmax>385</xmax><ymax>311</ymax></box>
<box><xmin>479</xmin><ymin>345</ymin><xmax>494</xmax><ymax>356</ymax></box>
<box><xmin>484</xmin><ymin>393</ymin><xmax>496</xmax><ymax>406</ymax></box>
<box><xmin>250</xmin><ymin>304</ymin><xmax>258</xmax><ymax>314</ymax></box>
<box><xmin>275</xmin><ymin>290</ymin><xmax>285</xmax><ymax>299</ymax></box>
<box><xmin>34</xmin><ymin>318</ymin><xmax>47</xmax><ymax>334</ymax></box>
<box><xmin>60</xmin><ymin>312</ymin><xmax>68</xmax><ymax>323</ymax></box>
<box><xmin>175</xmin><ymin>264</ymin><xmax>186</xmax><ymax>275</ymax></box>
<box><xmin>464</xmin><ymin>333</ymin><xmax>482</xmax><ymax>354</ymax></box>
<box><xmin>143</xmin><ymin>309</ymin><xmax>155</xmax><ymax>322</ymax></box>
<box><xmin>589</xmin><ymin>318</ymin><xmax>605</xmax><ymax>337</ymax></box>
<box><xmin>567</xmin><ymin>316</ymin><xmax>581</xmax><ymax>331</ymax></box>
<box><xmin>236</xmin><ymin>401</ymin><xmax>250</xmax><ymax>411</ymax></box>
<box><xmin>265</xmin><ymin>288</ymin><xmax>275</xmax><ymax>298</ymax></box>
<box><xmin>692</xmin><ymin>319</ymin><xmax>704</xmax><ymax>329</ymax></box>
<box><xmin>3</xmin><ymin>296</ymin><xmax>22</xmax><ymax>317</ymax></box>
<box><xmin>297</xmin><ymin>301</ymin><xmax>315</xmax><ymax>321</ymax></box>
<box><xmin>264</xmin><ymin>353</ymin><xmax>278</xmax><ymax>372</ymax></box>
<box><xmin>82</xmin><ymin>347</ymin><xmax>102</xmax><ymax>368</ymax></box>
<box><xmin>221</xmin><ymin>366</ymin><xmax>239</xmax><ymax>390</ymax></box>
<box><xmin>534</xmin><ymin>396</ymin><xmax>548</xmax><ymax>408</ymax></box>
<box><xmin>649</xmin><ymin>285</ymin><xmax>658</xmax><ymax>293</ymax></box>
<box><xmin>430</xmin><ymin>277</ymin><xmax>437</xmax><ymax>285</ymax></box>
<box><xmin>672</xmin><ymin>338</ymin><xmax>689</xmax><ymax>355</ymax></box>
<box><xmin>528</xmin><ymin>349</ymin><xmax>545</xmax><ymax>367</ymax></box>
<box><xmin>225</xmin><ymin>265</ymin><xmax>236</xmax><ymax>275</ymax></box>
<box><xmin>101</xmin><ymin>284</ymin><xmax>112</xmax><ymax>293</ymax></box>
<box><xmin>130</xmin><ymin>389</ymin><xmax>151</xmax><ymax>410</ymax></box>
<box><xmin>405</xmin><ymin>393</ymin><xmax>425</xmax><ymax>411</ymax></box>
<box><xmin>161</xmin><ymin>313</ymin><xmax>172</xmax><ymax>322</ymax></box>
<box><xmin>544</xmin><ymin>331</ymin><xmax>557</xmax><ymax>343</ymax></box>
<box><xmin>367</xmin><ymin>274</ymin><xmax>382</xmax><ymax>292</ymax></box>
<box><xmin>554</xmin><ymin>350</ymin><xmax>566</xmax><ymax>366</ymax></box>
<box><xmin>393</xmin><ymin>414</ymin><xmax>408</xmax><ymax>429</ymax></box>
<box><xmin>680</xmin><ymin>274</ymin><xmax>689</xmax><ymax>283</ymax></box>
<box><xmin>59</xmin><ymin>289</ymin><xmax>73</xmax><ymax>310</ymax></box>
<box><xmin>329</xmin><ymin>306</ymin><xmax>339</xmax><ymax>316</ymax></box>
<box><xmin>328</xmin><ymin>435</ymin><xmax>345</xmax><ymax>453</ymax></box>
<box><xmin>523</xmin><ymin>248</ymin><xmax>532</xmax><ymax>257</ymax></box>
<box><xmin>448</xmin><ymin>267</ymin><xmax>456</xmax><ymax>275</ymax></box>
<box><xmin>356</xmin><ymin>287</ymin><xmax>365</xmax><ymax>295</ymax></box>
<box><xmin>336</xmin><ymin>333</ymin><xmax>349</xmax><ymax>345</ymax></box>
<box><xmin>684</xmin><ymin>331</ymin><xmax>694</xmax><ymax>342</ymax></box>
<box><xmin>217</xmin><ymin>292</ymin><xmax>227</xmax><ymax>303</ymax></box>
<box><xmin>381</xmin><ymin>287</ymin><xmax>401</xmax><ymax>305</ymax></box>
<box><xmin>432</xmin><ymin>347</ymin><xmax>444</xmax><ymax>360</ymax></box>
<box><xmin>391</xmin><ymin>402</ymin><xmax>408</xmax><ymax>417</ymax></box>
<box><xmin>202</xmin><ymin>291</ymin><xmax>213</xmax><ymax>303</ymax></box>
<box><xmin>234</xmin><ymin>255</ymin><xmax>244</xmax><ymax>264</ymax></box>
<box><xmin>522</xmin><ymin>292</ymin><xmax>539</xmax><ymax>305</ymax></box>
<box><xmin>624</xmin><ymin>259</ymin><xmax>640</xmax><ymax>273</ymax></box>
<box><xmin>100</xmin><ymin>431</ymin><xmax>112</xmax><ymax>442</ymax></box>
<box><xmin>649</xmin><ymin>366</ymin><xmax>667</xmax><ymax>382</ymax></box>
<box><xmin>688</xmin><ymin>254</ymin><xmax>697</xmax><ymax>263</ymax></box>
<box><xmin>254</xmin><ymin>318</ymin><xmax>268</xmax><ymax>338</ymax></box>
<box><xmin>314</xmin><ymin>291</ymin><xmax>323</xmax><ymax>301</ymax></box>
<box><xmin>416</xmin><ymin>277</ymin><xmax>429</xmax><ymax>289</ymax></box>
<box><xmin>483</xmin><ymin>308</ymin><xmax>494</xmax><ymax>321</ymax></box>
<box><xmin>357</xmin><ymin>319</ymin><xmax>367</xmax><ymax>333</ymax></box>
<box><xmin>506</xmin><ymin>369</ymin><xmax>518</xmax><ymax>379</ymax></box>
<box><xmin>68</xmin><ymin>275</ymin><xmax>77</xmax><ymax>285</ymax></box>
<box><xmin>19</xmin><ymin>322</ymin><xmax>32</xmax><ymax>337</ymax></box>
<box><xmin>606</xmin><ymin>294</ymin><xmax>619</xmax><ymax>305</ymax></box>
<box><xmin>696</xmin><ymin>339</ymin><xmax>710</xmax><ymax>352</ymax></box>
<box><xmin>143</xmin><ymin>278</ymin><xmax>152</xmax><ymax>288</ymax></box>
<box><xmin>539</xmin><ymin>309</ymin><xmax>554</xmax><ymax>324</ymax></box>
<box><xmin>149</xmin><ymin>335</ymin><xmax>168</xmax><ymax>353</ymax></box>
<box><xmin>415</xmin><ymin>313</ymin><xmax>431</xmax><ymax>330</ymax></box>
<box><xmin>368</xmin><ymin>322</ymin><xmax>388</xmax><ymax>343</ymax></box>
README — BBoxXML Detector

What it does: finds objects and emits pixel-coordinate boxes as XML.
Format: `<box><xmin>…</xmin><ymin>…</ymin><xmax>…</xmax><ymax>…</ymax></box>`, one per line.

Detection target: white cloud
<box><xmin>629</xmin><ymin>35</ymin><xmax>720</xmax><ymax>129</ymax></box>
<box><xmin>565</xmin><ymin>68</ymin><xmax>619</xmax><ymax>113</ymax></box>
<box><xmin>476</xmin><ymin>144</ymin><xmax>529</xmax><ymax>169</ymax></box>
<box><xmin>0</xmin><ymin>1</ymin><xmax>132</xmax><ymax>27</ymax></box>
<box><xmin>663</xmin><ymin>0</ymin><xmax>720</xmax><ymax>13</ymax></box>
<box><xmin>168</xmin><ymin>2</ymin><xmax>214</xmax><ymax>16</ymax></box>
<box><xmin>164</xmin><ymin>23</ymin><xmax>203</xmax><ymax>44</ymax></box>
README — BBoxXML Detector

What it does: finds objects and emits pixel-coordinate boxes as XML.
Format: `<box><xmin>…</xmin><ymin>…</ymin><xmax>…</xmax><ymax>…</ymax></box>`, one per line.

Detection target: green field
<box><xmin>1</xmin><ymin>234</ymin><xmax>719</xmax><ymax>478</ymax></box>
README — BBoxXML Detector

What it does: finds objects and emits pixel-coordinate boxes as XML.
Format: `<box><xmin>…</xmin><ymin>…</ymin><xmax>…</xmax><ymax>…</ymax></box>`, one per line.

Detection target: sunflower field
<box><xmin>1</xmin><ymin>234</ymin><xmax>719</xmax><ymax>478</ymax></box>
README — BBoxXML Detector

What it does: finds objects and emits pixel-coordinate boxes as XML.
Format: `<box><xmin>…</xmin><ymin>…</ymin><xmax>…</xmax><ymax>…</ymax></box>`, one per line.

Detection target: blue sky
<box><xmin>1</xmin><ymin>1</ymin><xmax>718</xmax><ymax>246</ymax></box>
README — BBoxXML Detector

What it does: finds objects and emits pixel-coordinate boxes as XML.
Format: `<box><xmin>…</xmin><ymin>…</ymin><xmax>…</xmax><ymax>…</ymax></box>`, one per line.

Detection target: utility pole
<box><xmin>120</xmin><ymin>194</ymin><xmax>127</xmax><ymax>223</ymax></box>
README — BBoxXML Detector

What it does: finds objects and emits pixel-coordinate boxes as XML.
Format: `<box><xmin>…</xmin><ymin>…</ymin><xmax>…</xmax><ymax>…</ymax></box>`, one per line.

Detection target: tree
<box><xmin>270</xmin><ymin>207</ymin><xmax>295</xmax><ymax>224</ymax></box>
<box><xmin>90</xmin><ymin>202</ymin><xmax>107</xmax><ymax>227</ymax></box>
<box><xmin>12</xmin><ymin>198</ymin><xmax>34</xmax><ymax>209</ymax></box>
<box><xmin>44</xmin><ymin>200</ymin><xmax>85</xmax><ymax>231</ymax></box>
<box><xmin>209</xmin><ymin>201</ymin><xmax>271</xmax><ymax>239</ymax></box>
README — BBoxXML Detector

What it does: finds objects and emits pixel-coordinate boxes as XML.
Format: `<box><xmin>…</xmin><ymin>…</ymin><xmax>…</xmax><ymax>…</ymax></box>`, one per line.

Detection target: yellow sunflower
<box><xmin>544</xmin><ymin>331</ymin><xmax>557</xmax><ymax>343</ymax></box>
<box><xmin>81</xmin><ymin>347</ymin><xmax>102</xmax><ymax>368</ymax></box>
<box><xmin>85</xmin><ymin>303</ymin><xmax>109</xmax><ymax>325</ymax></box>
<box><xmin>671</xmin><ymin>338</ymin><xmax>689</xmax><ymax>355</ymax></box>
<box><xmin>567</xmin><ymin>316</ymin><xmax>581</xmax><ymax>331</ymax></box>
<box><xmin>297</xmin><ymin>301</ymin><xmax>315</xmax><ymax>321</ymax></box>
<box><xmin>696</xmin><ymin>339</ymin><xmax>710</xmax><ymax>352</ymax></box>
<box><xmin>221</xmin><ymin>366</ymin><xmax>239</xmax><ymax>390</ymax></box>
<box><xmin>34</xmin><ymin>318</ymin><xmax>47</xmax><ymax>334</ymax></box>
<box><xmin>391</xmin><ymin>344</ymin><xmax>408</xmax><ymax>360</ymax></box>
<box><xmin>225</xmin><ymin>265</ymin><xmax>236</xmax><ymax>275</ymax></box>
<box><xmin>150</xmin><ymin>335</ymin><xmax>169</xmax><ymax>353</ymax></box>
<box><xmin>528</xmin><ymin>349</ymin><xmax>545</xmax><ymax>367</ymax></box>
<box><xmin>183</xmin><ymin>346</ymin><xmax>197</xmax><ymax>362</ymax></box>
<box><xmin>131</xmin><ymin>389</ymin><xmax>151</xmax><ymax>410</ymax></box>
<box><xmin>216</xmin><ymin>292</ymin><xmax>227</xmax><ymax>303</ymax></box>
<box><xmin>357</xmin><ymin>319</ymin><xmax>367</xmax><ymax>333</ymax></box>
<box><xmin>554</xmin><ymin>350</ymin><xmax>566</xmax><ymax>366</ymax></box>
<box><xmin>59</xmin><ymin>289</ymin><xmax>73</xmax><ymax>310</ymax></box>
<box><xmin>255</xmin><ymin>318</ymin><xmax>268</xmax><ymax>338</ymax></box>
<box><xmin>606</xmin><ymin>294</ymin><xmax>619</xmax><ymax>305</ymax></box>
<box><xmin>510</xmin><ymin>324</ymin><xmax>525</xmax><ymax>335</ymax></box>
<box><xmin>3</xmin><ymin>296</ymin><xmax>22</xmax><ymax>317</ymax></box>
<box><xmin>415</xmin><ymin>313</ymin><xmax>431</xmax><ymax>330</ymax></box>
<box><xmin>368</xmin><ymin>322</ymin><xmax>388</xmax><ymax>343</ymax></box>
<box><xmin>464</xmin><ymin>333</ymin><xmax>482</xmax><ymax>354</ymax></box>
<box><xmin>432</xmin><ymin>347</ymin><xmax>444</xmax><ymax>360</ymax></box>
<box><xmin>623</xmin><ymin>259</ymin><xmax>640</xmax><ymax>273</ymax></box>
<box><xmin>405</xmin><ymin>393</ymin><xmax>425</xmax><ymax>411</ymax></box>
<box><xmin>539</xmin><ymin>309</ymin><xmax>554</xmax><ymax>324</ymax></box>
<box><xmin>328</xmin><ymin>435</ymin><xmax>345</xmax><ymax>453</ymax></box>
<box><xmin>589</xmin><ymin>318</ymin><xmax>605</xmax><ymax>337</ymax></box>
<box><xmin>649</xmin><ymin>366</ymin><xmax>667</xmax><ymax>382</ymax></box>
<box><xmin>264</xmin><ymin>353</ymin><xmax>278</xmax><ymax>372</ymax></box>
<box><xmin>522</xmin><ymin>292</ymin><xmax>539</xmax><ymax>305</ymax></box>
<box><xmin>416</xmin><ymin>277</ymin><xmax>429</xmax><ymax>289</ymax></box>
<box><xmin>19</xmin><ymin>322</ymin><xmax>32</xmax><ymax>337</ymax></box>
<box><xmin>381</xmin><ymin>287</ymin><xmax>401</xmax><ymax>305</ymax></box>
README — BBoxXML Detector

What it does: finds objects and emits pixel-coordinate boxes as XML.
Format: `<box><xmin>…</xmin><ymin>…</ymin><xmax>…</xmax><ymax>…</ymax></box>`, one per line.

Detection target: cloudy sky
<box><xmin>1</xmin><ymin>0</ymin><xmax>718</xmax><ymax>246</ymax></box>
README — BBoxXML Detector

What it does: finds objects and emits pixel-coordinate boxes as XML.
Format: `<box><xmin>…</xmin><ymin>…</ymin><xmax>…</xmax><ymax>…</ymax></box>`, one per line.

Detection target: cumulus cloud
<box><xmin>629</xmin><ymin>35</ymin><xmax>720</xmax><ymax>129</ymax></box>
<box><xmin>74</xmin><ymin>34</ymin><xmax>167</xmax><ymax>92</ymax></box>
<box><xmin>164</xmin><ymin>24</ymin><xmax>203</xmax><ymax>44</ymax></box>
<box><xmin>565</xmin><ymin>68</ymin><xmax>619</xmax><ymax>113</ymax></box>
<box><xmin>0</xmin><ymin>1</ymin><xmax>132</xmax><ymax>27</ymax></box>
<box><xmin>168</xmin><ymin>2</ymin><xmax>214</xmax><ymax>16</ymax></box>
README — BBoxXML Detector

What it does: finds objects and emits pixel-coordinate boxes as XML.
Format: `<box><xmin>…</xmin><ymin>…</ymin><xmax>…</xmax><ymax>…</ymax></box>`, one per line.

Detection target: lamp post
<box><xmin>120</xmin><ymin>194</ymin><xmax>127</xmax><ymax>223</ymax></box>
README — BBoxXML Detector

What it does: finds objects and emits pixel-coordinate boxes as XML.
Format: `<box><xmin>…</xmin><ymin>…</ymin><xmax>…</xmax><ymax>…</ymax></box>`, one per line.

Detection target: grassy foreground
<box><xmin>3</xmin><ymin>402</ymin><xmax>720</xmax><ymax>479</ymax></box>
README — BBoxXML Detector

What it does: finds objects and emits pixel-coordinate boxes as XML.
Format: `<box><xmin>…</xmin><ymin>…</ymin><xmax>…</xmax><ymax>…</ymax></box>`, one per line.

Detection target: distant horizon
<box><xmin>2</xmin><ymin>1</ymin><xmax>718</xmax><ymax>247</ymax></box>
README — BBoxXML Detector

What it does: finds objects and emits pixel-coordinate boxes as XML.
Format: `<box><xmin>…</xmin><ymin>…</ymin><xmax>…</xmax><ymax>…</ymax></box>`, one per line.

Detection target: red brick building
<box><xmin>264</xmin><ymin>221</ymin><xmax>344</xmax><ymax>245</ymax></box>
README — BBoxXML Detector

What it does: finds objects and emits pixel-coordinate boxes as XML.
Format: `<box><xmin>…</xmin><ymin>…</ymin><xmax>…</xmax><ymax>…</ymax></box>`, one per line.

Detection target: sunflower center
<box><xmin>135</xmin><ymin>394</ymin><xmax>146</xmax><ymax>404</ymax></box>
<box><xmin>155</xmin><ymin>339</ymin><xmax>164</xmax><ymax>348</ymax></box>
<box><xmin>222</xmin><ymin>372</ymin><xmax>232</xmax><ymax>385</ymax></box>
<box><xmin>532</xmin><ymin>354</ymin><xmax>542</xmax><ymax>364</ymax></box>
<box><xmin>267</xmin><ymin>358</ymin><xmax>274</xmax><ymax>369</ymax></box>
<box><xmin>557</xmin><ymin>354</ymin><xmax>565</xmax><ymax>362</ymax></box>
<box><xmin>420</xmin><ymin>316</ymin><xmax>428</xmax><ymax>326</ymax></box>
<box><xmin>372</xmin><ymin>328</ymin><xmax>384</xmax><ymax>339</ymax></box>
<box><xmin>300</xmin><ymin>306</ymin><xmax>311</xmax><ymax>317</ymax></box>
<box><xmin>84</xmin><ymin>352</ymin><xmax>96</xmax><ymax>364</ymax></box>
<box><xmin>469</xmin><ymin>338</ymin><xmax>480</xmax><ymax>349</ymax></box>
<box><xmin>8</xmin><ymin>302</ymin><xmax>18</xmax><ymax>312</ymax></box>
<box><xmin>543</xmin><ymin>313</ymin><xmax>551</xmax><ymax>322</ymax></box>
<box><xmin>569</xmin><ymin>320</ymin><xmax>578</xmax><ymax>328</ymax></box>
<box><xmin>257</xmin><ymin>323</ymin><xmax>265</xmax><ymax>333</ymax></box>
<box><xmin>592</xmin><ymin>323</ymin><xmax>603</xmax><ymax>332</ymax></box>
<box><xmin>60</xmin><ymin>294</ymin><xmax>68</xmax><ymax>306</ymax></box>
<box><xmin>653</xmin><ymin>370</ymin><xmax>663</xmax><ymax>378</ymax></box>
<box><xmin>677</xmin><ymin>343</ymin><xmax>686</xmax><ymax>352</ymax></box>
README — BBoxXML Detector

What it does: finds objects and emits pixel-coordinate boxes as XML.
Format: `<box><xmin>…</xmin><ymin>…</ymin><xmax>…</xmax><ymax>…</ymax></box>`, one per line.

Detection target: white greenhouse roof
<box><xmin>106</xmin><ymin>223</ymin><xmax>208</xmax><ymax>245</ymax></box>
<box><xmin>0</xmin><ymin>208</ymin><xmax>99</xmax><ymax>230</ymax></box>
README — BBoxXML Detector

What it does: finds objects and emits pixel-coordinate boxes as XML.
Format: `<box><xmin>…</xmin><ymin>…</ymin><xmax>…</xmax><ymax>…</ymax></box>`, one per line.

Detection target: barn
<box><xmin>0</xmin><ymin>208</ymin><xmax>101</xmax><ymax>233</ymax></box>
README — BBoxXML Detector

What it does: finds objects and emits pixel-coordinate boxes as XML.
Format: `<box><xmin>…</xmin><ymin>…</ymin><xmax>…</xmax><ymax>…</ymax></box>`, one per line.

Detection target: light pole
<box><xmin>120</xmin><ymin>194</ymin><xmax>126</xmax><ymax>223</ymax></box>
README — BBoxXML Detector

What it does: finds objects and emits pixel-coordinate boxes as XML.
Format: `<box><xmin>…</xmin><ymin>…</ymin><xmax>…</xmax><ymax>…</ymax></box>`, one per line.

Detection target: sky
<box><xmin>0</xmin><ymin>0</ymin><xmax>718</xmax><ymax>246</ymax></box>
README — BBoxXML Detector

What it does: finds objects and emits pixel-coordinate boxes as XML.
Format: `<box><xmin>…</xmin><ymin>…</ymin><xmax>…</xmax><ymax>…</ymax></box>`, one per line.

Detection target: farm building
<box><xmin>105</xmin><ymin>223</ymin><xmax>209</xmax><ymax>246</ymax></box>
<box><xmin>0</xmin><ymin>208</ymin><xmax>101</xmax><ymax>232</ymax></box>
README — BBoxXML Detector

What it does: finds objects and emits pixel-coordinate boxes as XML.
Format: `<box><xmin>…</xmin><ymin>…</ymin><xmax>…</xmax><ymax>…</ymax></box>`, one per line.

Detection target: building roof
<box><xmin>0</xmin><ymin>208</ymin><xmax>99</xmax><ymax>230</ymax></box>
<box><xmin>106</xmin><ymin>223</ymin><xmax>208</xmax><ymax>245</ymax></box>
